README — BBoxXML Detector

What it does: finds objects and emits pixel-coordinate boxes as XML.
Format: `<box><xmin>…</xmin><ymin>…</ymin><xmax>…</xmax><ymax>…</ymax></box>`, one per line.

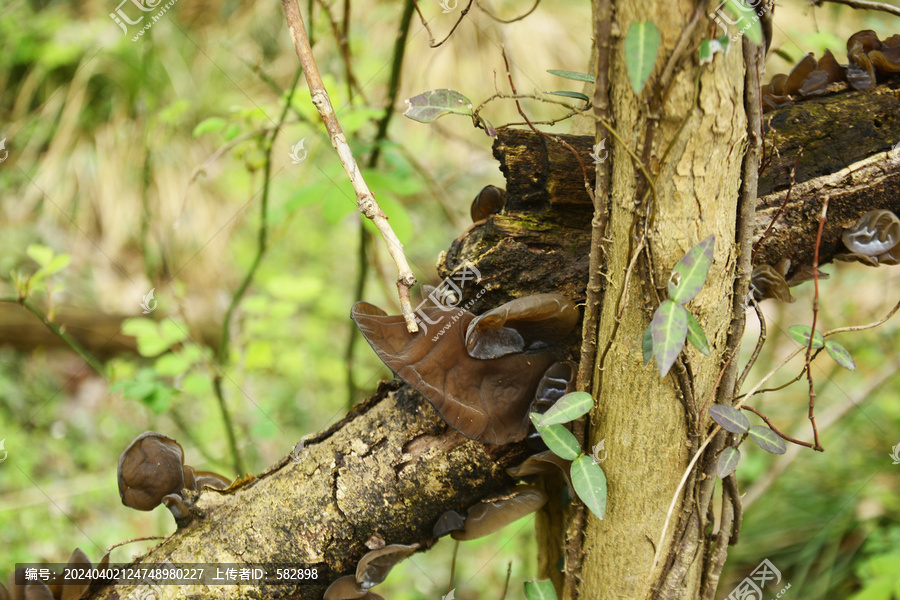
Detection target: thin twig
<box><xmin>282</xmin><ymin>0</ymin><xmax>419</xmax><ymax>331</ymax></box>
<box><xmin>735</xmin><ymin>299</ymin><xmax>766</xmax><ymax>394</ymax></box>
<box><xmin>813</xmin><ymin>0</ymin><xmax>900</xmax><ymax>17</ymax></box>
<box><xmin>447</xmin><ymin>540</ymin><xmax>459</xmax><ymax>594</ymax></box>
<box><xmin>313</xmin><ymin>0</ymin><xmax>368</xmax><ymax>103</ymax></box>
<box><xmin>752</xmin><ymin>147</ymin><xmax>802</xmax><ymax>257</ymax></box>
<box><xmin>803</xmin><ymin>194</ymin><xmax>830</xmax><ymax>452</ymax></box>
<box><xmin>475</xmin><ymin>0</ymin><xmax>539</xmax><ymax>23</ymax></box>
<box><xmin>412</xmin><ymin>0</ymin><xmax>475</xmax><ymax>48</ymax></box>
<box><xmin>106</xmin><ymin>536</ymin><xmax>165</xmax><ymax>553</ymax></box>
<box><xmin>499</xmin><ymin>562</ymin><xmax>512</xmax><ymax>600</ymax></box>
<box><xmin>741</xmin><ymin>405</ymin><xmax>818</xmax><ymax>449</ymax></box>
<box><xmin>0</xmin><ymin>297</ymin><xmax>105</xmax><ymax>376</ymax></box>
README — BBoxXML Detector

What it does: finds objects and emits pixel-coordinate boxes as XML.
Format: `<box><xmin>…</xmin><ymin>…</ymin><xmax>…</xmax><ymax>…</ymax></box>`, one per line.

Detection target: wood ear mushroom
<box><xmin>835</xmin><ymin>210</ymin><xmax>900</xmax><ymax>266</ymax></box>
<box><xmin>451</xmin><ymin>486</ymin><xmax>548</xmax><ymax>541</ymax></box>
<box><xmin>351</xmin><ymin>294</ymin><xmax>578</xmax><ymax>445</ymax></box>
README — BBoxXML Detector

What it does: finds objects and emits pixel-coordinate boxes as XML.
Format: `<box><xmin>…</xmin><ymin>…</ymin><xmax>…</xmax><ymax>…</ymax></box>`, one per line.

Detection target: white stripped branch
<box><xmin>281</xmin><ymin>0</ymin><xmax>419</xmax><ymax>331</ymax></box>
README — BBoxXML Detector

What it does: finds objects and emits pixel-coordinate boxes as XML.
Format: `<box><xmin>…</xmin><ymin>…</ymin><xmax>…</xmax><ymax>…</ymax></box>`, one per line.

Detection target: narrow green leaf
<box><xmin>539</xmin><ymin>392</ymin><xmax>594</xmax><ymax>426</ymax></box>
<box><xmin>650</xmin><ymin>300</ymin><xmax>688</xmax><ymax>377</ymax></box>
<box><xmin>531</xmin><ymin>414</ymin><xmax>580</xmax><ymax>460</ymax></box>
<box><xmin>624</xmin><ymin>21</ymin><xmax>660</xmax><ymax>94</ymax></box>
<box><xmin>642</xmin><ymin>324</ymin><xmax>654</xmax><ymax>365</ymax></box>
<box><xmin>788</xmin><ymin>325</ymin><xmax>824</xmax><ymax>349</ymax></box>
<box><xmin>545</xmin><ymin>90</ymin><xmax>591</xmax><ymax>102</ymax></box>
<box><xmin>685</xmin><ymin>311</ymin><xmax>711</xmax><ymax>356</ymax></box>
<box><xmin>26</xmin><ymin>244</ymin><xmax>54</xmax><ymax>268</ymax></box>
<box><xmin>708</xmin><ymin>405</ymin><xmax>750</xmax><ymax>434</ymax></box>
<box><xmin>547</xmin><ymin>69</ymin><xmax>595</xmax><ymax>83</ymax></box>
<box><xmin>524</xmin><ymin>579</ymin><xmax>559</xmax><ymax>600</ymax></box>
<box><xmin>44</xmin><ymin>254</ymin><xmax>71</xmax><ymax>275</ymax></box>
<box><xmin>717</xmin><ymin>447</ymin><xmax>741</xmax><ymax>478</ymax></box>
<box><xmin>825</xmin><ymin>340</ymin><xmax>856</xmax><ymax>371</ymax></box>
<box><xmin>668</xmin><ymin>235</ymin><xmax>715</xmax><ymax>304</ymax></box>
<box><xmin>749</xmin><ymin>425</ymin><xmax>787</xmax><ymax>455</ymax></box>
<box><xmin>571</xmin><ymin>455</ymin><xmax>607</xmax><ymax>519</ymax></box>
<box><xmin>724</xmin><ymin>0</ymin><xmax>763</xmax><ymax>46</ymax></box>
<box><xmin>403</xmin><ymin>89</ymin><xmax>473</xmax><ymax>123</ymax></box>
<box><xmin>192</xmin><ymin>117</ymin><xmax>227</xmax><ymax>137</ymax></box>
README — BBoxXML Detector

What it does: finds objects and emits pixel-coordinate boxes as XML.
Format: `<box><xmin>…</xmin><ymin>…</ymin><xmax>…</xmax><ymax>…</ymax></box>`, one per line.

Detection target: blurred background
<box><xmin>0</xmin><ymin>0</ymin><xmax>898</xmax><ymax>598</ymax></box>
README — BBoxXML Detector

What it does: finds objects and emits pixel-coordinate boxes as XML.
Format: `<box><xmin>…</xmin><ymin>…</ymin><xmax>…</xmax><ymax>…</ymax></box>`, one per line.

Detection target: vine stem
<box><xmin>282</xmin><ymin>0</ymin><xmax>419</xmax><ymax>331</ymax></box>
<box><xmin>0</xmin><ymin>297</ymin><xmax>105</xmax><ymax>377</ymax></box>
<box><xmin>813</xmin><ymin>0</ymin><xmax>900</xmax><ymax>17</ymax></box>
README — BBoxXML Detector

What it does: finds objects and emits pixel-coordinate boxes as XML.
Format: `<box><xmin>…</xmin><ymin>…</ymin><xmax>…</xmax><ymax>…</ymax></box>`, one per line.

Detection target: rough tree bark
<box><xmin>69</xmin><ymin>30</ymin><xmax>900</xmax><ymax>600</ymax></box>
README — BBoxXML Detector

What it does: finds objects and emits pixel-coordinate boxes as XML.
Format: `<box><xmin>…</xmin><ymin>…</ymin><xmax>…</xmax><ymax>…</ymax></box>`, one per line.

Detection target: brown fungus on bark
<box><xmin>118</xmin><ymin>432</ymin><xmax>187</xmax><ymax>511</ymax></box>
<box><xmin>451</xmin><ymin>486</ymin><xmax>548</xmax><ymax>541</ymax></box>
<box><xmin>351</xmin><ymin>296</ymin><xmax>575</xmax><ymax>444</ymax></box>
<box><xmin>835</xmin><ymin>209</ymin><xmax>900</xmax><ymax>266</ymax></box>
<box><xmin>465</xmin><ymin>294</ymin><xmax>578</xmax><ymax>360</ymax></box>
<box><xmin>531</xmin><ymin>360</ymin><xmax>577</xmax><ymax>414</ymax></box>
<box><xmin>847</xmin><ymin>29</ymin><xmax>881</xmax><ymax>90</ymax></box>
<box><xmin>2</xmin><ymin>549</ymin><xmax>109</xmax><ymax>600</ymax></box>
<box><xmin>750</xmin><ymin>263</ymin><xmax>794</xmax><ymax>303</ymax></box>
<box><xmin>470</xmin><ymin>185</ymin><xmax>506</xmax><ymax>222</ymax></box>
<box><xmin>507</xmin><ymin>449</ymin><xmax>573</xmax><ymax>489</ymax></box>
<box><xmin>783</xmin><ymin>54</ymin><xmax>818</xmax><ymax>95</ymax></box>
<box><xmin>356</xmin><ymin>543</ymin><xmax>419</xmax><ymax>590</ymax></box>
<box><xmin>433</xmin><ymin>510</ymin><xmax>466</xmax><ymax>538</ymax></box>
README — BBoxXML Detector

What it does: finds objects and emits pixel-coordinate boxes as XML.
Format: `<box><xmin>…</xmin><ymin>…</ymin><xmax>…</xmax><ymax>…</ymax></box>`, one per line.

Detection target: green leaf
<box><xmin>530</xmin><ymin>413</ymin><xmax>580</xmax><ymax>460</ymax></box>
<box><xmin>624</xmin><ymin>21</ymin><xmax>660</xmax><ymax>94</ymax></box>
<box><xmin>547</xmin><ymin>69</ymin><xmax>595</xmax><ymax>83</ymax></box>
<box><xmin>685</xmin><ymin>311</ymin><xmax>710</xmax><ymax>356</ymax></box>
<box><xmin>538</xmin><ymin>392</ymin><xmax>593</xmax><ymax>426</ymax></box>
<box><xmin>545</xmin><ymin>90</ymin><xmax>591</xmax><ymax>102</ymax></box>
<box><xmin>571</xmin><ymin>455</ymin><xmax>607</xmax><ymax>519</ymax></box>
<box><xmin>642</xmin><ymin>324</ymin><xmax>654</xmax><ymax>365</ymax></box>
<box><xmin>789</xmin><ymin>325</ymin><xmax>824</xmax><ymax>349</ymax></box>
<box><xmin>650</xmin><ymin>300</ymin><xmax>688</xmax><ymax>377</ymax></box>
<box><xmin>708</xmin><ymin>405</ymin><xmax>750</xmax><ymax>434</ymax></box>
<box><xmin>724</xmin><ymin>0</ymin><xmax>763</xmax><ymax>46</ymax></box>
<box><xmin>668</xmin><ymin>235</ymin><xmax>715</xmax><ymax>304</ymax></box>
<box><xmin>403</xmin><ymin>89</ymin><xmax>473</xmax><ymax>123</ymax></box>
<box><xmin>748</xmin><ymin>425</ymin><xmax>787</xmax><ymax>455</ymax></box>
<box><xmin>43</xmin><ymin>253</ymin><xmax>71</xmax><ymax>275</ymax></box>
<box><xmin>26</xmin><ymin>244</ymin><xmax>54</xmax><ymax>268</ymax></box>
<box><xmin>192</xmin><ymin>117</ymin><xmax>227</xmax><ymax>137</ymax></box>
<box><xmin>223</xmin><ymin>123</ymin><xmax>242</xmax><ymax>141</ymax></box>
<box><xmin>825</xmin><ymin>340</ymin><xmax>856</xmax><ymax>370</ymax></box>
<box><xmin>524</xmin><ymin>579</ymin><xmax>559</xmax><ymax>600</ymax></box>
<box><xmin>717</xmin><ymin>447</ymin><xmax>741</xmax><ymax>478</ymax></box>
<box><xmin>699</xmin><ymin>35</ymin><xmax>730</xmax><ymax>66</ymax></box>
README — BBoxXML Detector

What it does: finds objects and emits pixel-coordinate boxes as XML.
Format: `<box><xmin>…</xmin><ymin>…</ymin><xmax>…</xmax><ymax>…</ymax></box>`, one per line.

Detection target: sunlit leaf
<box><xmin>571</xmin><ymin>455</ymin><xmax>607</xmax><ymax>519</ymax></box>
<box><xmin>650</xmin><ymin>300</ymin><xmax>688</xmax><ymax>377</ymax></box>
<box><xmin>685</xmin><ymin>311</ymin><xmax>710</xmax><ymax>356</ymax></box>
<box><xmin>26</xmin><ymin>244</ymin><xmax>54</xmax><ymax>268</ymax></box>
<box><xmin>788</xmin><ymin>325</ymin><xmax>824</xmax><ymax>349</ymax></box>
<box><xmin>825</xmin><ymin>340</ymin><xmax>856</xmax><ymax>371</ymax></box>
<box><xmin>668</xmin><ymin>235</ymin><xmax>715</xmax><ymax>304</ymax></box>
<box><xmin>624</xmin><ymin>21</ymin><xmax>660</xmax><ymax>94</ymax></box>
<box><xmin>717</xmin><ymin>447</ymin><xmax>741</xmax><ymax>478</ymax></box>
<box><xmin>192</xmin><ymin>117</ymin><xmax>227</xmax><ymax>137</ymax></box>
<box><xmin>524</xmin><ymin>579</ymin><xmax>558</xmax><ymax>600</ymax></box>
<box><xmin>531</xmin><ymin>413</ymin><xmax>580</xmax><ymax>460</ymax></box>
<box><xmin>749</xmin><ymin>425</ymin><xmax>787</xmax><ymax>454</ymax></box>
<box><xmin>547</xmin><ymin>69</ymin><xmax>595</xmax><ymax>83</ymax></box>
<box><xmin>403</xmin><ymin>89</ymin><xmax>473</xmax><ymax>123</ymax></box>
<box><xmin>539</xmin><ymin>392</ymin><xmax>594</xmax><ymax>426</ymax></box>
<box><xmin>708</xmin><ymin>405</ymin><xmax>750</xmax><ymax>434</ymax></box>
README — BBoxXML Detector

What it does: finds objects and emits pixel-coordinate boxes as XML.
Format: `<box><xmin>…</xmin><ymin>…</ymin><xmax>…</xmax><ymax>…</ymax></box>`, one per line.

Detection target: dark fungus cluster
<box><xmin>762</xmin><ymin>30</ymin><xmax>900</xmax><ymax>111</ymax></box>
<box><xmin>0</xmin><ymin>549</ymin><xmax>108</xmax><ymax>600</ymax></box>
<box><xmin>323</xmin><ymin>544</ymin><xmax>419</xmax><ymax>600</ymax></box>
<box><xmin>117</xmin><ymin>431</ymin><xmax>231</xmax><ymax>521</ymax></box>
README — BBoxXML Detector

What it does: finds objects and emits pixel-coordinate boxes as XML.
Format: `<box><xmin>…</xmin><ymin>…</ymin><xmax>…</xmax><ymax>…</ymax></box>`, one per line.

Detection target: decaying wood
<box><xmin>69</xmin><ymin>85</ymin><xmax>900</xmax><ymax>600</ymax></box>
